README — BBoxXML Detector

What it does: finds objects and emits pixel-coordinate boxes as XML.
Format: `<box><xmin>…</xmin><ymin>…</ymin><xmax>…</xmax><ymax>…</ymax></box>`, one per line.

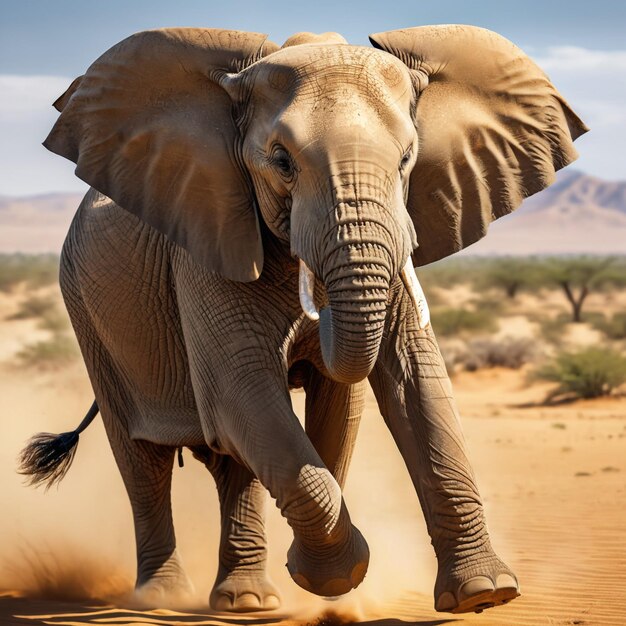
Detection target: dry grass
<box><xmin>17</xmin><ymin>334</ymin><xmax>79</xmax><ymax>369</ymax></box>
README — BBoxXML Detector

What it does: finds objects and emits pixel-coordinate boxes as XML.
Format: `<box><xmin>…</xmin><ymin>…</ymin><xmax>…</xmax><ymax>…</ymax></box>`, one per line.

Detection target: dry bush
<box><xmin>17</xmin><ymin>334</ymin><xmax>80</xmax><ymax>369</ymax></box>
<box><xmin>438</xmin><ymin>337</ymin><xmax>469</xmax><ymax>375</ymax></box>
<box><xmin>439</xmin><ymin>335</ymin><xmax>539</xmax><ymax>373</ymax></box>
<box><xmin>7</xmin><ymin>292</ymin><xmax>72</xmax><ymax>333</ymax></box>
<box><xmin>464</xmin><ymin>336</ymin><xmax>540</xmax><ymax>371</ymax></box>
<box><xmin>472</xmin><ymin>293</ymin><xmax>506</xmax><ymax>315</ymax></box>
<box><xmin>38</xmin><ymin>308</ymin><xmax>72</xmax><ymax>333</ymax></box>
<box><xmin>536</xmin><ymin>313</ymin><xmax>570</xmax><ymax>345</ymax></box>
<box><xmin>7</xmin><ymin>294</ymin><xmax>56</xmax><ymax>321</ymax></box>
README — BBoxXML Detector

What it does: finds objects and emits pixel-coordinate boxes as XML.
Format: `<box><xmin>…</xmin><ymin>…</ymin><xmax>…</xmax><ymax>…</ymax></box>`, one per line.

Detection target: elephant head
<box><xmin>44</xmin><ymin>26</ymin><xmax>587</xmax><ymax>384</ymax></box>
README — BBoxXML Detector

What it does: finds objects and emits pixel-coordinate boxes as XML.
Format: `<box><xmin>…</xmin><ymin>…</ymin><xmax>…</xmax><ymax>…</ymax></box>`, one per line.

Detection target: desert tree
<box><xmin>535</xmin><ymin>256</ymin><xmax>626</xmax><ymax>323</ymax></box>
<box><xmin>474</xmin><ymin>257</ymin><xmax>540</xmax><ymax>299</ymax></box>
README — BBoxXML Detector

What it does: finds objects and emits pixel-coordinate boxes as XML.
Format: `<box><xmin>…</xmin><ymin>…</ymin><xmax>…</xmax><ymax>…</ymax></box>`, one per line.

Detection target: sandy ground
<box><xmin>1</xmin><ymin>298</ymin><xmax>625</xmax><ymax>624</ymax></box>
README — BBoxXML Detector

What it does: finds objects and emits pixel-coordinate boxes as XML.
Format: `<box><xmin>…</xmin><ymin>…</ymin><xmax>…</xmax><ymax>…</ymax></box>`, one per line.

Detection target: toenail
<box><xmin>214</xmin><ymin>594</ymin><xmax>234</xmax><ymax>610</ymax></box>
<box><xmin>236</xmin><ymin>592</ymin><xmax>262</xmax><ymax>608</ymax></box>
<box><xmin>496</xmin><ymin>573</ymin><xmax>519</xmax><ymax>590</ymax></box>
<box><xmin>435</xmin><ymin>591</ymin><xmax>457</xmax><ymax>611</ymax></box>
<box><xmin>264</xmin><ymin>594</ymin><xmax>281</xmax><ymax>610</ymax></box>
<box><xmin>458</xmin><ymin>575</ymin><xmax>495</xmax><ymax>601</ymax></box>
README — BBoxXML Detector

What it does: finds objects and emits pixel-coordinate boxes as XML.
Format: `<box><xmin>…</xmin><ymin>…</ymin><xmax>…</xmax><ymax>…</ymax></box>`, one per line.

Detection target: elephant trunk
<box><xmin>315</xmin><ymin>204</ymin><xmax>400</xmax><ymax>384</ymax></box>
<box><xmin>318</xmin><ymin>290</ymin><xmax>388</xmax><ymax>384</ymax></box>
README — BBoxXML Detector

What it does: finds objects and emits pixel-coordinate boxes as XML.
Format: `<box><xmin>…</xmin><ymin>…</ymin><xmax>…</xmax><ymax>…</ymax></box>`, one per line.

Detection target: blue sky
<box><xmin>1</xmin><ymin>0</ymin><xmax>625</xmax><ymax>195</ymax></box>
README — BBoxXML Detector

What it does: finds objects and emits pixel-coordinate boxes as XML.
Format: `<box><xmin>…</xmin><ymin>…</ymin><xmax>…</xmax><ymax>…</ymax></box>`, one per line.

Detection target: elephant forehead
<box><xmin>254</xmin><ymin>44</ymin><xmax>411</xmax><ymax>101</ymax></box>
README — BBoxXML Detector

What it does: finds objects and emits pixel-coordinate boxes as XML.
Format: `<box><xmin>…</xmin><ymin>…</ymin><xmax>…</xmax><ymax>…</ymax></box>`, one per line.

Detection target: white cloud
<box><xmin>533</xmin><ymin>46</ymin><xmax>626</xmax><ymax>72</ymax></box>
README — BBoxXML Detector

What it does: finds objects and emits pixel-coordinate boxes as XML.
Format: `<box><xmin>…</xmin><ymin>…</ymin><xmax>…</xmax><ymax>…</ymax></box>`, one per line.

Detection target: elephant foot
<box><xmin>134</xmin><ymin>567</ymin><xmax>195</xmax><ymax>607</ymax></box>
<box><xmin>434</xmin><ymin>551</ymin><xmax>520</xmax><ymax>614</ymax></box>
<box><xmin>287</xmin><ymin>525</ymin><xmax>369</xmax><ymax>597</ymax></box>
<box><xmin>210</xmin><ymin>569</ymin><xmax>280</xmax><ymax>613</ymax></box>
<box><xmin>134</xmin><ymin>550</ymin><xmax>195</xmax><ymax>607</ymax></box>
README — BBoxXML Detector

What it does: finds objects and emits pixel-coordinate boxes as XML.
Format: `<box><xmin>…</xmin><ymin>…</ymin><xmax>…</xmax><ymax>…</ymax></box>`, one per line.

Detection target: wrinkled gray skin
<box><xmin>63</xmin><ymin>56</ymin><xmax>511</xmax><ymax>611</ymax></box>
<box><xmin>44</xmin><ymin>26</ymin><xmax>586</xmax><ymax>615</ymax></box>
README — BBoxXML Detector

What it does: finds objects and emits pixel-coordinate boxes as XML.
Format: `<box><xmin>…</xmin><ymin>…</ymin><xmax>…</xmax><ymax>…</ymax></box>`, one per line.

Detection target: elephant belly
<box><xmin>62</xmin><ymin>195</ymin><xmax>205</xmax><ymax>446</ymax></box>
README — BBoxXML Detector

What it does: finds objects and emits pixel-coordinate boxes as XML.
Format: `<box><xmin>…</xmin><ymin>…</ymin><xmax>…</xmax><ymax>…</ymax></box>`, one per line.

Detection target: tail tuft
<box><xmin>18</xmin><ymin>430</ymin><xmax>80</xmax><ymax>490</ymax></box>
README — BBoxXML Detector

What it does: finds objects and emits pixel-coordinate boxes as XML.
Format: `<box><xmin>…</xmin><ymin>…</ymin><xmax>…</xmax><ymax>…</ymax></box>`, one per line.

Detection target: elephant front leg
<box><xmin>369</xmin><ymin>289</ymin><xmax>519</xmax><ymax>614</ymax></box>
<box><xmin>191</xmin><ymin>447</ymin><xmax>280</xmax><ymax>612</ymax></box>
<box><xmin>303</xmin><ymin>367</ymin><xmax>365</xmax><ymax>488</ymax></box>
<box><xmin>212</xmin><ymin>373</ymin><xmax>369</xmax><ymax>598</ymax></box>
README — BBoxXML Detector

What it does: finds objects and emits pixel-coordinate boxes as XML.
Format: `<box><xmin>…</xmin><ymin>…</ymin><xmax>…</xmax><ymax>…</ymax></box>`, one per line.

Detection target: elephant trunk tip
<box><xmin>318</xmin><ymin>305</ymin><xmax>383</xmax><ymax>384</ymax></box>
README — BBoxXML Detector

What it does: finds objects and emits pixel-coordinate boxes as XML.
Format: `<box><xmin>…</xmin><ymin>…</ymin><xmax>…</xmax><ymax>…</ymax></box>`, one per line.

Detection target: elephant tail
<box><xmin>18</xmin><ymin>400</ymin><xmax>99</xmax><ymax>490</ymax></box>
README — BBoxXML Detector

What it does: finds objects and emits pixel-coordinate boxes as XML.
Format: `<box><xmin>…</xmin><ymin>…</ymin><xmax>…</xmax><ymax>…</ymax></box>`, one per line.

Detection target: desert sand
<box><xmin>1</xmin><ymin>290</ymin><xmax>625</xmax><ymax>626</ymax></box>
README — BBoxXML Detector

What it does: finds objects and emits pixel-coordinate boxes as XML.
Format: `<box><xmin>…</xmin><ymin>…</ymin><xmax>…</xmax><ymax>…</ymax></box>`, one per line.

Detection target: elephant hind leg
<box><xmin>190</xmin><ymin>447</ymin><xmax>280</xmax><ymax>613</ymax></box>
<box><xmin>61</xmin><ymin>257</ymin><xmax>193</xmax><ymax>604</ymax></box>
<box><xmin>114</xmin><ymin>436</ymin><xmax>194</xmax><ymax>604</ymax></box>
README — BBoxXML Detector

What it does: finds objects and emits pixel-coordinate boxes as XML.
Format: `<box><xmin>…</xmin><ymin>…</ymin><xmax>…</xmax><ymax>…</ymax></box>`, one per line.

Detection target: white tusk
<box><xmin>299</xmin><ymin>259</ymin><xmax>319</xmax><ymax>321</ymax></box>
<box><xmin>401</xmin><ymin>258</ymin><xmax>430</xmax><ymax>329</ymax></box>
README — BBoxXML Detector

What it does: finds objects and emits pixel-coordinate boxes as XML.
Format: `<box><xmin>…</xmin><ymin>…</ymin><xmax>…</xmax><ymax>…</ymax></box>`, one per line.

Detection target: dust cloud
<box><xmin>0</xmin><ymin>361</ymin><xmax>431</xmax><ymax>619</ymax></box>
<box><xmin>2</xmin><ymin>544</ymin><xmax>130</xmax><ymax>602</ymax></box>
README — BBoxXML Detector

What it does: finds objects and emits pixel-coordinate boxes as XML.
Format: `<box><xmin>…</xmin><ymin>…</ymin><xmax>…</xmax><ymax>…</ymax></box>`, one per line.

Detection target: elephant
<box><xmin>19</xmin><ymin>25</ymin><xmax>587</xmax><ymax>615</ymax></box>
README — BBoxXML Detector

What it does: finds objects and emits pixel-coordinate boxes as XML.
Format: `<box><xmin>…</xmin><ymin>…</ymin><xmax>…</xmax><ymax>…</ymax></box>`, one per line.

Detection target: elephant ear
<box><xmin>44</xmin><ymin>28</ymin><xmax>275</xmax><ymax>282</ymax></box>
<box><xmin>369</xmin><ymin>25</ymin><xmax>589</xmax><ymax>266</ymax></box>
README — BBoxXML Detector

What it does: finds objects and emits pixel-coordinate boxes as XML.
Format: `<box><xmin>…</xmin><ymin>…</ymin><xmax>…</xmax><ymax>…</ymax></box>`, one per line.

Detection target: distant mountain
<box><xmin>466</xmin><ymin>170</ymin><xmax>626</xmax><ymax>256</ymax></box>
<box><xmin>1</xmin><ymin>170</ymin><xmax>625</xmax><ymax>256</ymax></box>
<box><xmin>0</xmin><ymin>192</ymin><xmax>83</xmax><ymax>254</ymax></box>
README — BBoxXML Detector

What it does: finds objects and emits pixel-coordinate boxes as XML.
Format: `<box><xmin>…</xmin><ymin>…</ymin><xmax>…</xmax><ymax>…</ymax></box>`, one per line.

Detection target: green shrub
<box><xmin>431</xmin><ymin>307</ymin><xmax>497</xmax><ymax>337</ymax></box>
<box><xmin>472</xmin><ymin>294</ymin><xmax>506</xmax><ymax>315</ymax></box>
<box><xmin>592</xmin><ymin>312</ymin><xmax>626</xmax><ymax>340</ymax></box>
<box><xmin>532</xmin><ymin>347</ymin><xmax>626</xmax><ymax>400</ymax></box>
<box><xmin>0</xmin><ymin>254</ymin><xmax>59</xmax><ymax>292</ymax></box>
<box><xmin>536</xmin><ymin>313</ymin><xmax>570</xmax><ymax>345</ymax></box>
<box><xmin>17</xmin><ymin>335</ymin><xmax>79</xmax><ymax>369</ymax></box>
<box><xmin>418</xmin><ymin>257</ymin><xmax>468</xmax><ymax>291</ymax></box>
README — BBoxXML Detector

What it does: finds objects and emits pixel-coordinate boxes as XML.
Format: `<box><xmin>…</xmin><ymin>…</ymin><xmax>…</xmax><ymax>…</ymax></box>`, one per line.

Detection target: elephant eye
<box><xmin>400</xmin><ymin>148</ymin><xmax>413</xmax><ymax>172</ymax></box>
<box><xmin>270</xmin><ymin>144</ymin><xmax>296</xmax><ymax>181</ymax></box>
